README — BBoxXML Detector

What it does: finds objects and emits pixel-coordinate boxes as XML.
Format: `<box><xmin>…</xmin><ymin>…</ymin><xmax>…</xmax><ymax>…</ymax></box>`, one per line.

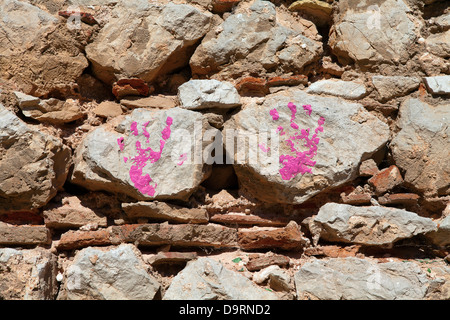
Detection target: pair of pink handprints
<box><xmin>118</xmin><ymin>103</ymin><xmax>324</xmax><ymax>196</ymax></box>
<box><xmin>268</xmin><ymin>102</ymin><xmax>325</xmax><ymax>181</ymax></box>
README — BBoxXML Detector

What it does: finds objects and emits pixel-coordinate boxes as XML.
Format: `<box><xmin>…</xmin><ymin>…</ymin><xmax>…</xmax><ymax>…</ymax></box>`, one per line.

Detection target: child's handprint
<box><xmin>270</xmin><ymin>102</ymin><xmax>325</xmax><ymax>181</ymax></box>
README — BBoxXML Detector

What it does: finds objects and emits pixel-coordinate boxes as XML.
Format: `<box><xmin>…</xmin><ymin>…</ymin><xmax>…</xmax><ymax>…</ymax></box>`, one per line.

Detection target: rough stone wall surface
<box><xmin>0</xmin><ymin>0</ymin><xmax>449</xmax><ymax>301</ymax></box>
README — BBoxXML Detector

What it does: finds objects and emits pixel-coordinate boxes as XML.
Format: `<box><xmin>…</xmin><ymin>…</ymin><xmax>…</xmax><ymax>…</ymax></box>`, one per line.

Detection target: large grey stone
<box><xmin>0</xmin><ymin>104</ymin><xmax>72</xmax><ymax>213</ymax></box>
<box><xmin>86</xmin><ymin>1</ymin><xmax>211</xmax><ymax>84</ymax></box>
<box><xmin>190</xmin><ymin>0</ymin><xmax>323</xmax><ymax>79</ymax></box>
<box><xmin>0</xmin><ymin>247</ymin><xmax>58</xmax><ymax>300</ymax></box>
<box><xmin>71</xmin><ymin>107</ymin><xmax>212</xmax><ymax>201</ymax></box>
<box><xmin>391</xmin><ymin>98</ymin><xmax>450</xmax><ymax>197</ymax></box>
<box><xmin>313</xmin><ymin>203</ymin><xmax>437</xmax><ymax>246</ymax></box>
<box><xmin>178</xmin><ymin>79</ymin><xmax>241</xmax><ymax>110</ymax></box>
<box><xmin>163</xmin><ymin>257</ymin><xmax>279</xmax><ymax>300</ymax></box>
<box><xmin>329</xmin><ymin>0</ymin><xmax>418</xmax><ymax>68</ymax></box>
<box><xmin>64</xmin><ymin>244</ymin><xmax>160</xmax><ymax>300</ymax></box>
<box><xmin>294</xmin><ymin>257</ymin><xmax>431</xmax><ymax>300</ymax></box>
<box><xmin>224</xmin><ymin>89</ymin><xmax>390</xmax><ymax>204</ymax></box>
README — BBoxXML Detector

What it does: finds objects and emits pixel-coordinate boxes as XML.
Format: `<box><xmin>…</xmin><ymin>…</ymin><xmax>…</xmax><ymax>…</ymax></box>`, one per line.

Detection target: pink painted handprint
<box><xmin>117</xmin><ymin>117</ymin><xmax>173</xmax><ymax>197</ymax></box>
<box><xmin>270</xmin><ymin>102</ymin><xmax>325</xmax><ymax>181</ymax></box>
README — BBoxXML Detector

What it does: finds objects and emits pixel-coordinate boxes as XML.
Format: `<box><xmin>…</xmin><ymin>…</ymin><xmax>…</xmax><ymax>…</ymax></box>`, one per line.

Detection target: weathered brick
<box><xmin>238</xmin><ymin>221</ymin><xmax>308</xmax><ymax>250</ymax></box>
<box><xmin>378</xmin><ymin>193</ymin><xmax>420</xmax><ymax>205</ymax></box>
<box><xmin>57</xmin><ymin>229</ymin><xmax>111</xmax><ymax>250</ymax></box>
<box><xmin>210</xmin><ymin>212</ymin><xmax>289</xmax><ymax>227</ymax></box>
<box><xmin>0</xmin><ymin>223</ymin><xmax>50</xmax><ymax>245</ymax></box>
<box><xmin>113</xmin><ymin>223</ymin><xmax>239</xmax><ymax>248</ymax></box>
<box><xmin>368</xmin><ymin>165</ymin><xmax>403</xmax><ymax>195</ymax></box>
<box><xmin>245</xmin><ymin>254</ymin><xmax>290</xmax><ymax>271</ymax></box>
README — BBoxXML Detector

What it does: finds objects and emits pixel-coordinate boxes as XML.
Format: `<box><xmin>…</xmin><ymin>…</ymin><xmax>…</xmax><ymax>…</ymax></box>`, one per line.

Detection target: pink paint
<box><xmin>288</xmin><ymin>102</ymin><xmax>297</xmax><ymax>123</ymax></box>
<box><xmin>177</xmin><ymin>153</ymin><xmax>187</xmax><ymax>166</ymax></box>
<box><xmin>270</xmin><ymin>108</ymin><xmax>279</xmax><ymax>121</ymax></box>
<box><xmin>161</xmin><ymin>117</ymin><xmax>173</xmax><ymax>141</ymax></box>
<box><xmin>142</xmin><ymin>121</ymin><xmax>150</xmax><ymax>142</ymax></box>
<box><xmin>121</xmin><ymin>116</ymin><xmax>174</xmax><ymax>197</ymax></box>
<box><xmin>130</xmin><ymin>121</ymin><xmax>139</xmax><ymax>136</ymax></box>
<box><xmin>277</xmin><ymin>126</ymin><xmax>285</xmax><ymax>136</ymax></box>
<box><xmin>259</xmin><ymin>143</ymin><xmax>270</xmax><ymax>153</ymax></box>
<box><xmin>303</xmin><ymin>104</ymin><xmax>312</xmax><ymax>116</ymax></box>
<box><xmin>273</xmin><ymin>102</ymin><xmax>325</xmax><ymax>181</ymax></box>
<box><xmin>117</xmin><ymin>137</ymin><xmax>125</xmax><ymax>151</ymax></box>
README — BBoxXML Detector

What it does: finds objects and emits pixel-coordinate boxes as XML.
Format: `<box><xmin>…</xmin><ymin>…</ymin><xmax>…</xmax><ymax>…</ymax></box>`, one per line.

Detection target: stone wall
<box><xmin>0</xmin><ymin>0</ymin><xmax>449</xmax><ymax>300</ymax></box>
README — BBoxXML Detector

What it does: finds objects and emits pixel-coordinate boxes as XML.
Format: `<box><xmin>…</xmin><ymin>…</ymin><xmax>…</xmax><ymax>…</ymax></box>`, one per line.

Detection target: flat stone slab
<box><xmin>424</xmin><ymin>75</ymin><xmax>450</xmax><ymax>95</ymax></box>
<box><xmin>313</xmin><ymin>203</ymin><xmax>437</xmax><ymax>246</ymax></box>
<box><xmin>178</xmin><ymin>79</ymin><xmax>241</xmax><ymax>110</ymax></box>
<box><xmin>307</xmin><ymin>79</ymin><xmax>367</xmax><ymax>100</ymax></box>
<box><xmin>294</xmin><ymin>257</ymin><xmax>431</xmax><ymax>300</ymax></box>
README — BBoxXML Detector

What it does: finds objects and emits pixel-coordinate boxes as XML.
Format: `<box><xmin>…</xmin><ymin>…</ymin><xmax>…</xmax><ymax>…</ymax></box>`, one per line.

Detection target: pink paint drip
<box><xmin>117</xmin><ymin>137</ymin><xmax>125</xmax><ymax>151</ymax></box>
<box><xmin>269</xmin><ymin>102</ymin><xmax>325</xmax><ymax>181</ymax></box>
<box><xmin>130</xmin><ymin>121</ymin><xmax>139</xmax><ymax>136</ymax></box>
<box><xmin>269</xmin><ymin>108</ymin><xmax>279</xmax><ymax>121</ymax></box>
<box><xmin>142</xmin><ymin>121</ymin><xmax>150</xmax><ymax>143</ymax></box>
<box><xmin>177</xmin><ymin>153</ymin><xmax>187</xmax><ymax>166</ymax></box>
<box><xmin>119</xmin><ymin>117</ymin><xmax>174</xmax><ymax>197</ymax></box>
<box><xmin>303</xmin><ymin>104</ymin><xmax>312</xmax><ymax>116</ymax></box>
<box><xmin>259</xmin><ymin>143</ymin><xmax>270</xmax><ymax>153</ymax></box>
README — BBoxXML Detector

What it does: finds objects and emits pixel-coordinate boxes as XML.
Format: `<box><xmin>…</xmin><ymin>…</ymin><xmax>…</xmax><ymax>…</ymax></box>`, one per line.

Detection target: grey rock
<box><xmin>313</xmin><ymin>203</ymin><xmax>437</xmax><ymax>246</ymax></box>
<box><xmin>190</xmin><ymin>0</ymin><xmax>322</xmax><ymax>78</ymax></box>
<box><xmin>424</xmin><ymin>75</ymin><xmax>450</xmax><ymax>95</ymax></box>
<box><xmin>329</xmin><ymin>0</ymin><xmax>418</xmax><ymax>68</ymax></box>
<box><xmin>307</xmin><ymin>79</ymin><xmax>366</xmax><ymax>100</ymax></box>
<box><xmin>294</xmin><ymin>257</ymin><xmax>430</xmax><ymax>300</ymax></box>
<box><xmin>178</xmin><ymin>79</ymin><xmax>241</xmax><ymax>110</ymax></box>
<box><xmin>64</xmin><ymin>244</ymin><xmax>160</xmax><ymax>300</ymax></box>
<box><xmin>86</xmin><ymin>1</ymin><xmax>211</xmax><ymax>84</ymax></box>
<box><xmin>371</xmin><ymin>76</ymin><xmax>421</xmax><ymax>101</ymax></box>
<box><xmin>391</xmin><ymin>98</ymin><xmax>450</xmax><ymax>196</ymax></box>
<box><xmin>224</xmin><ymin>89</ymin><xmax>389</xmax><ymax>204</ymax></box>
<box><xmin>0</xmin><ymin>104</ymin><xmax>72</xmax><ymax>213</ymax></box>
<box><xmin>426</xmin><ymin>30</ymin><xmax>450</xmax><ymax>58</ymax></box>
<box><xmin>71</xmin><ymin>107</ymin><xmax>212</xmax><ymax>201</ymax></box>
<box><xmin>163</xmin><ymin>257</ymin><xmax>279</xmax><ymax>300</ymax></box>
<box><xmin>0</xmin><ymin>247</ymin><xmax>58</xmax><ymax>300</ymax></box>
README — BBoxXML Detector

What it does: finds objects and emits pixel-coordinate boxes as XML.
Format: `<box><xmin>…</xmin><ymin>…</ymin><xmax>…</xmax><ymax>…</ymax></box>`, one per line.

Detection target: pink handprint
<box><xmin>270</xmin><ymin>102</ymin><xmax>325</xmax><ymax>181</ymax></box>
<box><xmin>117</xmin><ymin>117</ymin><xmax>173</xmax><ymax>197</ymax></box>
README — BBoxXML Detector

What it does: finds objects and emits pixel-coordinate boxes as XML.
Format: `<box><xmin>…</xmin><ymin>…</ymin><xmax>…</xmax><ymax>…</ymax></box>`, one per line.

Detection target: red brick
<box><xmin>368</xmin><ymin>165</ymin><xmax>403</xmax><ymax>195</ymax></box>
<box><xmin>304</xmin><ymin>245</ymin><xmax>361</xmax><ymax>258</ymax></box>
<box><xmin>112</xmin><ymin>78</ymin><xmax>150</xmax><ymax>99</ymax></box>
<box><xmin>211</xmin><ymin>0</ymin><xmax>241</xmax><ymax>13</ymax></box>
<box><xmin>0</xmin><ymin>211</ymin><xmax>43</xmax><ymax>225</ymax></box>
<box><xmin>378</xmin><ymin>193</ymin><xmax>420</xmax><ymax>205</ymax></box>
<box><xmin>235</xmin><ymin>77</ymin><xmax>268</xmax><ymax>96</ymax></box>
<box><xmin>266</xmin><ymin>75</ymin><xmax>308</xmax><ymax>87</ymax></box>
<box><xmin>57</xmin><ymin>229</ymin><xmax>111</xmax><ymax>250</ymax></box>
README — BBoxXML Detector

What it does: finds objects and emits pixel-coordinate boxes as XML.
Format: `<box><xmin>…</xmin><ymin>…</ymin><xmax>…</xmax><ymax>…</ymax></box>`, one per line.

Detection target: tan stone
<box><xmin>93</xmin><ymin>101</ymin><xmax>123</xmax><ymax>118</ymax></box>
